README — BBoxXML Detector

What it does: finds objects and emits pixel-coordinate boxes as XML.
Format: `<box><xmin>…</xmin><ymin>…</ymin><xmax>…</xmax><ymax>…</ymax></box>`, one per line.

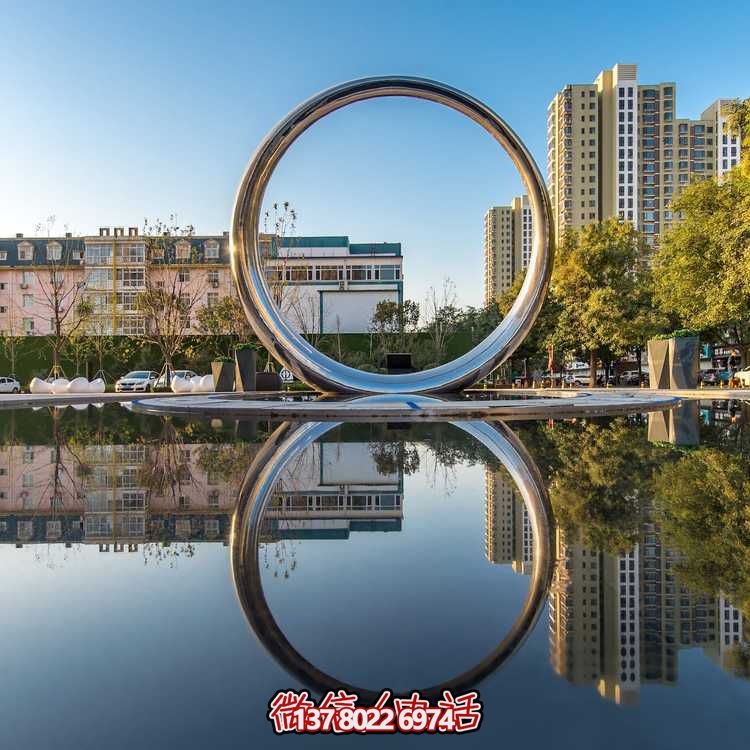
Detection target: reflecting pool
<box><xmin>1</xmin><ymin>401</ymin><xmax>749</xmax><ymax>748</ymax></box>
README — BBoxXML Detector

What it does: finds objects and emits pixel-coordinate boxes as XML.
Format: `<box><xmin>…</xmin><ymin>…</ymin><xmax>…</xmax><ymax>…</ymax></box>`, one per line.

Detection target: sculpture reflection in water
<box><xmin>230</xmin><ymin>419</ymin><xmax>554</xmax><ymax>701</ymax></box>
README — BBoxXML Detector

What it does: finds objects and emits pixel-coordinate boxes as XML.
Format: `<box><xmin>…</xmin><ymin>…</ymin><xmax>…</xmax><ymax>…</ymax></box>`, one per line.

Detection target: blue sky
<box><xmin>2</xmin><ymin>0</ymin><xmax>748</xmax><ymax>306</ymax></box>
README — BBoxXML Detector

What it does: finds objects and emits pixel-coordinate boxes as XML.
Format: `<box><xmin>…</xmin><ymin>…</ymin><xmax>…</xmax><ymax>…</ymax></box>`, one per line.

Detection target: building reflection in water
<box><xmin>542</xmin><ymin>400</ymin><xmax>746</xmax><ymax>705</ymax></box>
<box><xmin>263</xmin><ymin>438</ymin><xmax>403</xmax><ymax>542</ymax></box>
<box><xmin>0</xmin><ymin>421</ymin><xmax>404</xmax><ymax>551</ymax></box>
<box><xmin>485</xmin><ymin>466</ymin><xmax>534</xmax><ymax>575</ymax></box>
<box><xmin>486</xmin><ymin>484</ymin><xmax>745</xmax><ymax>708</ymax></box>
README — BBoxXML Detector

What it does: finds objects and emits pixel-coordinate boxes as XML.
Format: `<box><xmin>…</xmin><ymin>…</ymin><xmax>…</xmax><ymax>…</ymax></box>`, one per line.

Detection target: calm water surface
<box><xmin>1</xmin><ymin>401</ymin><xmax>748</xmax><ymax>748</ymax></box>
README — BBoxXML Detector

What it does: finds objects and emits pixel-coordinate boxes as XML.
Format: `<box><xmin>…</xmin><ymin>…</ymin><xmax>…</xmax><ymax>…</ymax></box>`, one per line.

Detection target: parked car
<box><xmin>115</xmin><ymin>371</ymin><xmax>159</xmax><ymax>393</ymax></box>
<box><xmin>154</xmin><ymin>369</ymin><xmax>197</xmax><ymax>390</ymax></box>
<box><xmin>736</xmin><ymin>366</ymin><xmax>750</xmax><ymax>387</ymax></box>
<box><xmin>621</xmin><ymin>371</ymin><xmax>645</xmax><ymax>386</ymax></box>
<box><xmin>564</xmin><ymin>373</ymin><xmax>590</xmax><ymax>386</ymax></box>
<box><xmin>0</xmin><ymin>376</ymin><xmax>21</xmax><ymax>393</ymax></box>
<box><xmin>701</xmin><ymin>369</ymin><xmax>731</xmax><ymax>385</ymax></box>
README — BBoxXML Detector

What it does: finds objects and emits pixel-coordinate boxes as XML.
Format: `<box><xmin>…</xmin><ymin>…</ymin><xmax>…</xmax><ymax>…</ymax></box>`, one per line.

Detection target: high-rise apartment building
<box><xmin>483</xmin><ymin>195</ymin><xmax>533</xmax><ymax>305</ymax></box>
<box><xmin>547</xmin><ymin>63</ymin><xmax>741</xmax><ymax>247</ymax></box>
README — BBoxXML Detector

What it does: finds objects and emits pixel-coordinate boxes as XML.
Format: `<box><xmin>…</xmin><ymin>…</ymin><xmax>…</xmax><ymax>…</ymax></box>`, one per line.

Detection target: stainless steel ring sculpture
<box><xmin>230</xmin><ymin>419</ymin><xmax>553</xmax><ymax>701</ymax></box>
<box><xmin>231</xmin><ymin>76</ymin><xmax>553</xmax><ymax>394</ymax></box>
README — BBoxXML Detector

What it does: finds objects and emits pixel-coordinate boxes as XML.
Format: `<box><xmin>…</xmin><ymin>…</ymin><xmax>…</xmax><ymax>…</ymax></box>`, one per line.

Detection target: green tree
<box><xmin>729</xmin><ymin>97</ymin><xmax>750</xmax><ymax>175</ymax></box>
<box><xmin>138</xmin><ymin>217</ymin><xmax>204</xmax><ymax>378</ymax></box>
<box><xmin>195</xmin><ymin>296</ymin><xmax>255</xmax><ymax>359</ymax></box>
<box><xmin>497</xmin><ymin>273</ymin><xmax>562</xmax><ymax>382</ymax></box>
<box><xmin>30</xmin><ymin>219</ymin><xmax>93</xmax><ymax>377</ymax></box>
<box><xmin>627</xmin><ymin>279</ymin><xmax>671</xmax><ymax>381</ymax></box>
<box><xmin>653</xmin><ymin>167</ymin><xmax>750</xmax><ymax>363</ymax></box>
<box><xmin>369</xmin><ymin>299</ymin><xmax>420</xmax><ymax>362</ymax></box>
<box><xmin>66</xmin><ymin>331</ymin><xmax>95</xmax><ymax>377</ymax></box>
<box><xmin>0</xmin><ymin>332</ymin><xmax>19</xmax><ymax>379</ymax></box>
<box><xmin>552</xmin><ymin>220</ymin><xmax>651</xmax><ymax>386</ymax></box>
<box><xmin>422</xmin><ymin>278</ymin><xmax>460</xmax><ymax>366</ymax></box>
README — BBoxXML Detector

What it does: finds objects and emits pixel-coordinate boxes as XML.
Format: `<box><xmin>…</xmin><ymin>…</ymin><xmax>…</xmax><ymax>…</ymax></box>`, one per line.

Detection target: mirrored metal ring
<box><xmin>230</xmin><ymin>419</ymin><xmax>554</xmax><ymax>701</ymax></box>
<box><xmin>231</xmin><ymin>76</ymin><xmax>554</xmax><ymax>394</ymax></box>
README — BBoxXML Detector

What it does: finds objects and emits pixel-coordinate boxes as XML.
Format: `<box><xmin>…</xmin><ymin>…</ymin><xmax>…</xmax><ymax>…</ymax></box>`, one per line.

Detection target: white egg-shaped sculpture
<box><xmin>190</xmin><ymin>375</ymin><xmax>203</xmax><ymax>392</ymax></box>
<box><xmin>29</xmin><ymin>377</ymin><xmax>53</xmax><ymax>394</ymax></box>
<box><xmin>66</xmin><ymin>377</ymin><xmax>90</xmax><ymax>393</ymax></box>
<box><xmin>89</xmin><ymin>378</ymin><xmax>106</xmax><ymax>393</ymax></box>
<box><xmin>70</xmin><ymin>403</ymin><xmax>89</xmax><ymax>411</ymax></box>
<box><xmin>171</xmin><ymin>376</ymin><xmax>192</xmax><ymax>393</ymax></box>
<box><xmin>51</xmin><ymin>378</ymin><xmax>70</xmax><ymax>394</ymax></box>
<box><xmin>200</xmin><ymin>374</ymin><xmax>214</xmax><ymax>392</ymax></box>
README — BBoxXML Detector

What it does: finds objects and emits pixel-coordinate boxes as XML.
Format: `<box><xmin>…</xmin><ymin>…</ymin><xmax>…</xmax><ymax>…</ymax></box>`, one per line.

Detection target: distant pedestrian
<box><xmin>729</xmin><ymin>350</ymin><xmax>739</xmax><ymax>384</ymax></box>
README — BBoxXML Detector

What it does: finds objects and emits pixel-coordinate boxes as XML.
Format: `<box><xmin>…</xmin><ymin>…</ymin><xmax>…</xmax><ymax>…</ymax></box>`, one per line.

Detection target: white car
<box><xmin>736</xmin><ymin>366</ymin><xmax>750</xmax><ymax>387</ymax></box>
<box><xmin>0</xmin><ymin>376</ymin><xmax>21</xmax><ymax>393</ymax></box>
<box><xmin>115</xmin><ymin>370</ymin><xmax>159</xmax><ymax>393</ymax></box>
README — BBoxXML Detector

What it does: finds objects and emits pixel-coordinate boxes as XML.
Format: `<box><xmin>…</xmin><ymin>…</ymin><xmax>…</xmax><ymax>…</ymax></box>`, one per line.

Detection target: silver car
<box><xmin>115</xmin><ymin>370</ymin><xmax>159</xmax><ymax>393</ymax></box>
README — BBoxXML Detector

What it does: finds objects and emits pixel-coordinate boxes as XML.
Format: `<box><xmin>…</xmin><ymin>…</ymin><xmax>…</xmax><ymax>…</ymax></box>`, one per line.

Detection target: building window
<box><xmin>22</xmin><ymin>294</ymin><xmax>33</xmax><ymax>308</ymax></box>
<box><xmin>18</xmin><ymin>242</ymin><xmax>34</xmax><ymax>261</ymax></box>
<box><xmin>178</xmin><ymin>269</ymin><xmax>190</xmax><ymax>283</ymax></box>
<box><xmin>117</xmin><ymin>316</ymin><xmax>145</xmax><ymax>335</ymax></box>
<box><xmin>86</xmin><ymin>269</ymin><xmax>112</xmax><ymax>288</ymax></box>
<box><xmin>316</xmin><ymin>265</ymin><xmax>342</xmax><ymax>281</ymax></box>
<box><xmin>116</xmin><ymin>268</ymin><xmax>145</xmax><ymax>287</ymax></box>
<box><xmin>84</xmin><ymin>244</ymin><xmax>112</xmax><ymax>264</ymax></box>
<box><xmin>117</xmin><ymin>243</ymin><xmax>145</xmax><ymax>264</ymax></box>
<box><xmin>22</xmin><ymin>318</ymin><xmax>34</xmax><ymax>333</ymax></box>
<box><xmin>287</xmin><ymin>266</ymin><xmax>312</xmax><ymax>282</ymax></box>
<box><xmin>46</xmin><ymin>242</ymin><xmax>62</xmax><ymax>261</ymax></box>
<box><xmin>116</xmin><ymin>291</ymin><xmax>137</xmax><ymax>311</ymax></box>
<box><xmin>207</xmin><ymin>270</ymin><xmax>220</xmax><ymax>286</ymax></box>
<box><xmin>204</xmin><ymin>240</ymin><xmax>220</xmax><ymax>259</ymax></box>
<box><xmin>374</xmin><ymin>265</ymin><xmax>400</xmax><ymax>281</ymax></box>
<box><xmin>175</xmin><ymin>240</ymin><xmax>191</xmax><ymax>260</ymax></box>
<box><xmin>207</xmin><ymin>292</ymin><xmax>219</xmax><ymax>307</ymax></box>
<box><xmin>348</xmin><ymin>266</ymin><xmax>369</xmax><ymax>281</ymax></box>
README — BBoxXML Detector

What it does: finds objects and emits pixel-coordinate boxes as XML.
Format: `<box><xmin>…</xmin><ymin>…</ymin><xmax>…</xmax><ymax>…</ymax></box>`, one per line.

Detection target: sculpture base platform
<box><xmin>131</xmin><ymin>390</ymin><xmax>681</xmax><ymax>421</ymax></box>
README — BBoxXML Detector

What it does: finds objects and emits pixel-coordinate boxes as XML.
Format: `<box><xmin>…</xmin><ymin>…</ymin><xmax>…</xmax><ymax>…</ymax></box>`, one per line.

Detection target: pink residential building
<box><xmin>0</xmin><ymin>227</ymin><xmax>403</xmax><ymax>339</ymax></box>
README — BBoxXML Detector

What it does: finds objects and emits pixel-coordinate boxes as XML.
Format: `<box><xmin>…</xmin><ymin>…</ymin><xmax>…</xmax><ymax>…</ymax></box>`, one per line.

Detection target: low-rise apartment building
<box><xmin>0</xmin><ymin>228</ymin><xmax>403</xmax><ymax>338</ymax></box>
